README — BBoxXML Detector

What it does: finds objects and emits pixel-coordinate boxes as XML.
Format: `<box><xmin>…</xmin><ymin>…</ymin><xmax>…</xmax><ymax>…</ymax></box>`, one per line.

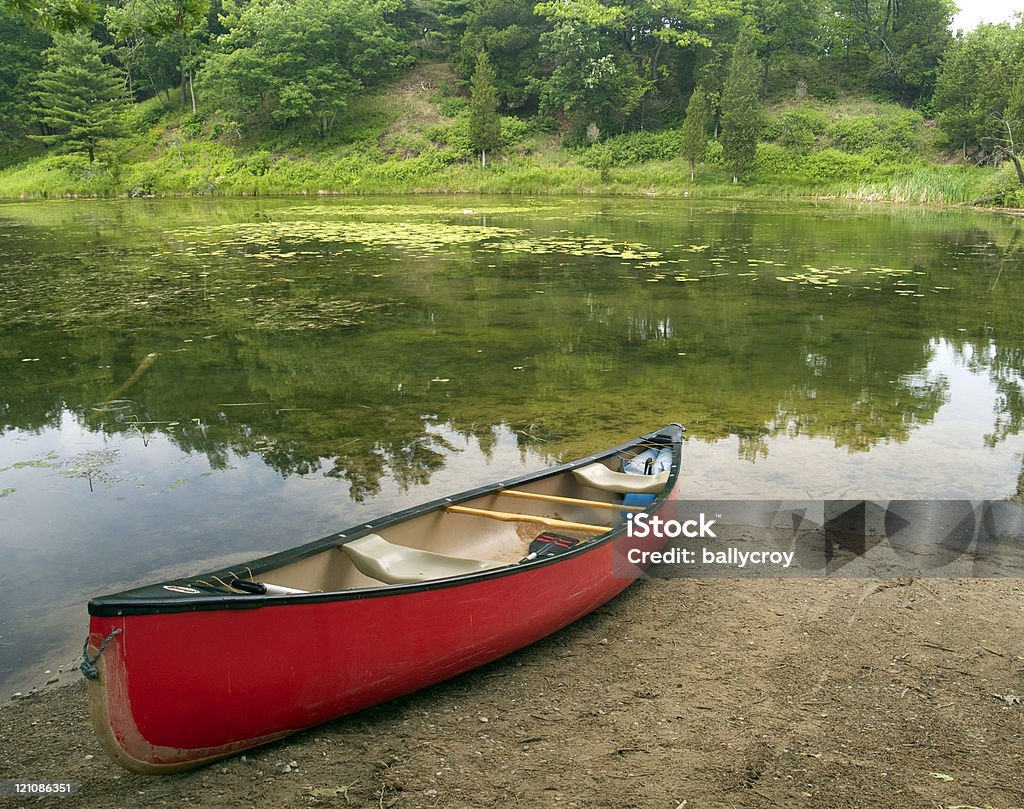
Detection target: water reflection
<box><xmin>1</xmin><ymin>196</ymin><xmax>1023</xmax><ymax>694</ymax></box>
<box><xmin>0</xmin><ymin>419</ymin><xmax>555</xmax><ymax>694</ymax></box>
<box><xmin>682</xmin><ymin>339</ymin><xmax>1024</xmax><ymax>499</ymax></box>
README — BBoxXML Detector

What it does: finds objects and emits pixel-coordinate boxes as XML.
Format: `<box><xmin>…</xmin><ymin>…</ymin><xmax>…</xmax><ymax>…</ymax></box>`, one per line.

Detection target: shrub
<box><xmin>123</xmin><ymin>163</ymin><xmax>162</xmax><ymax>196</ymax></box>
<box><xmin>246</xmin><ymin>150</ymin><xmax>271</xmax><ymax>176</ymax></box>
<box><xmin>366</xmin><ymin>148</ymin><xmax>460</xmax><ymax>183</ymax></box>
<box><xmin>703</xmin><ymin>139</ymin><xmax>724</xmax><ymax>164</ymax></box>
<box><xmin>1003</xmin><ymin>187</ymin><xmax>1024</xmax><ymax>207</ymax></box>
<box><xmin>500</xmin><ymin>116</ymin><xmax>530</xmax><ymax>146</ymax></box>
<box><xmin>876</xmin><ymin>109</ymin><xmax>922</xmax><ymax>156</ymax></box>
<box><xmin>799</xmin><ymin>148</ymin><xmax>877</xmax><ymax>182</ymax></box>
<box><xmin>577</xmin><ymin>128</ymin><xmax>681</xmax><ymax>168</ymax></box>
<box><xmin>827</xmin><ymin>108</ymin><xmax>924</xmax><ymax>158</ymax></box>
<box><xmin>828</xmin><ymin>115</ymin><xmax>881</xmax><ymax>154</ymax></box>
<box><xmin>440</xmin><ymin>115</ymin><xmax>474</xmax><ymax>157</ymax></box>
<box><xmin>384</xmin><ymin>130</ymin><xmax>433</xmax><ymax>157</ymax></box>
<box><xmin>127</xmin><ymin>102</ymin><xmax>169</xmax><ymax>132</ymax></box>
<box><xmin>180</xmin><ymin>113</ymin><xmax>206</xmax><ymax>139</ymax></box>
<box><xmin>608</xmin><ymin>129</ymin><xmax>681</xmax><ymax>164</ymax></box>
<box><xmin>753</xmin><ymin>143</ymin><xmax>797</xmax><ymax>177</ymax></box>
<box><xmin>210</xmin><ymin>118</ymin><xmax>242</xmax><ymax>142</ymax></box>
<box><xmin>774</xmin><ymin>109</ymin><xmax>828</xmax><ymax>153</ymax></box>
<box><xmin>977</xmin><ymin>165</ymin><xmax>1024</xmax><ymax>205</ymax></box>
<box><xmin>435</xmin><ymin>95</ymin><xmax>468</xmax><ymax>118</ymax></box>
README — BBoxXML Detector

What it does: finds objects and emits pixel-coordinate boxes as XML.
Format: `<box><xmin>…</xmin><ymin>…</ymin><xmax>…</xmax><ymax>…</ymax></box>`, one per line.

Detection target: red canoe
<box><xmin>84</xmin><ymin>424</ymin><xmax>684</xmax><ymax>773</ymax></box>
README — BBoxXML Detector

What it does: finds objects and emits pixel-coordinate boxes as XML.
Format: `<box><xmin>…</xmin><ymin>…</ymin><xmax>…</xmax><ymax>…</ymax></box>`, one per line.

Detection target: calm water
<box><xmin>1</xmin><ymin>196</ymin><xmax>1023</xmax><ymax>694</ymax></box>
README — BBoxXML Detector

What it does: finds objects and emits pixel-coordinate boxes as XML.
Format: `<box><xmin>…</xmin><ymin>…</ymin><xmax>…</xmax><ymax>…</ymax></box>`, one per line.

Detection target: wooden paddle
<box><xmin>498</xmin><ymin>489</ymin><xmax>644</xmax><ymax>512</ymax></box>
<box><xmin>444</xmin><ymin>504</ymin><xmax>609</xmax><ymax>534</ymax></box>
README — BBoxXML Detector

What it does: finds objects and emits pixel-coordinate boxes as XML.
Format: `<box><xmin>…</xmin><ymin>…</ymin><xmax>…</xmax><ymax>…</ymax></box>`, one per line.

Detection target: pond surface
<box><xmin>1</xmin><ymin>196</ymin><xmax>1023</xmax><ymax>694</ymax></box>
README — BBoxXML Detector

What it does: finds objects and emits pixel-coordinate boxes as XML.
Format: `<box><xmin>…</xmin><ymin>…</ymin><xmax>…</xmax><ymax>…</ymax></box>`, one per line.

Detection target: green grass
<box><xmin>0</xmin><ymin>71</ymin><xmax>1016</xmax><ymax>207</ymax></box>
<box><xmin>0</xmin><ymin>145</ymin><xmax>998</xmax><ymax>204</ymax></box>
<box><xmin>0</xmin><ymin>153</ymin><xmax>122</xmax><ymax>197</ymax></box>
<box><xmin>839</xmin><ymin>164</ymin><xmax>986</xmax><ymax>204</ymax></box>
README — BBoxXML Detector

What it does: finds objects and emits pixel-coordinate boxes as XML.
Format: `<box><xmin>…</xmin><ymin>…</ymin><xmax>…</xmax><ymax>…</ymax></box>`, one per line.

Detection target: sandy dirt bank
<box><xmin>2</xmin><ymin>577</ymin><xmax>1022</xmax><ymax>808</ymax></box>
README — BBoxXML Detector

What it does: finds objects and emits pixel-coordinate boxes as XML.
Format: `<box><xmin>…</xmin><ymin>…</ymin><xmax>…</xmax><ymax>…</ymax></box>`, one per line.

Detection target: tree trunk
<box><xmin>1010</xmin><ymin>151</ymin><xmax>1024</xmax><ymax>186</ymax></box>
<box><xmin>189</xmin><ymin>74</ymin><xmax>197</xmax><ymax>114</ymax></box>
<box><xmin>732</xmin><ymin>174</ymin><xmax>738</xmax><ymax>184</ymax></box>
<box><xmin>481</xmin><ymin>149</ymin><xmax>486</xmax><ymax>170</ymax></box>
<box><xmin>689</xmin><ymin>158</ymin><xmax>695</xmax><ymax>181</ymax></box>
<box><xmin>1001</xmin><ymin>119</ymin><xmax>1023</xmax><ymax>184</ymax></box>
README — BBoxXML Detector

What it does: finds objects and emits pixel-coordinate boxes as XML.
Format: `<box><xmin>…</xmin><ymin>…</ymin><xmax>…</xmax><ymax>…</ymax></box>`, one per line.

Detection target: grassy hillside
<box><xmin>1</xmin><ymin>61</ymin><xmax>1020</xmax><ymax>205</ymax></box>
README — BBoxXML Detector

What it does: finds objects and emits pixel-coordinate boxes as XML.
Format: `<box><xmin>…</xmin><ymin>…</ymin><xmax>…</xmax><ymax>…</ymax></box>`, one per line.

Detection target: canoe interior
<box><xmin>269</xmin><ymin>462</ymin><xmax>629</xmax><ymax>592</ymax></box>
<box><xmin>88</xmin><ymin>427</ymin><xmax>681</xmax><ymax>611</ymax></box>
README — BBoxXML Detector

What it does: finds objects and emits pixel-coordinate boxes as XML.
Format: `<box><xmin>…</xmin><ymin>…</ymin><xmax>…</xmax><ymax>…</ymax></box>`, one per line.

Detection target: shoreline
<box><xmin>3</xmin><ymin>577</ymin><xmax>1022</xmax><ymax>808</ymax></box>
<box><xmin>1</xmin><ymin>187</ymin><xmax>1021</xmax><ymax>221</ymax></box>
<box><xmin>0</xmin><ymin>144</ymin><xmax>1014</xmax><ymax>208</ymax></box>
<box><xmin>2</xmin><ymin>190</ymin><xmax>1023</xmax><ymax>232</ymax></box>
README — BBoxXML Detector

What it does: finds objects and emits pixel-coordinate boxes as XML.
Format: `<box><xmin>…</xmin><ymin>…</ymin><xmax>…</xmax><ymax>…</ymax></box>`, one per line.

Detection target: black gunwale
<box><xmin>88</xmin><ymin>424</ymin><xmax>684</xmax><ymax>617</ymax></box>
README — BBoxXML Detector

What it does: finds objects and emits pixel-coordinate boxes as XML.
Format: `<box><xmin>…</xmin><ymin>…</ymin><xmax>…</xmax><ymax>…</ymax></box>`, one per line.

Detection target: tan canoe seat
<box><xmin>572</xmin><ymin>463</ymin><xmax>669</xmax><ymax>495</ymax></box>
<box><xmin>341</xmin><ymin>534</ymin><xmax>506</xmax><ymax>584</ymax></box>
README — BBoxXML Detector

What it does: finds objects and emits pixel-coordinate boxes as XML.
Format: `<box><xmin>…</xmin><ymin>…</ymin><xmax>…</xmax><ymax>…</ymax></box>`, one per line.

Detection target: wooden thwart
<box><xmin>445</xmin><ymin>504</ymin><xmax>610</xmax><ymax>535</ymax></box>
<box><xmin>499</xmin><ymin>489</ymin><xmax>645</xmax><ymax>512</ymax></box>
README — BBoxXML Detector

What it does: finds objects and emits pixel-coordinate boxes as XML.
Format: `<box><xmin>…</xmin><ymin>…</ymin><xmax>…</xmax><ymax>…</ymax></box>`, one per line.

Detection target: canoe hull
<box><xmin>86</xmin><ymin>425</ymin><xmax>683</xmax><ymax>773</ymax></box>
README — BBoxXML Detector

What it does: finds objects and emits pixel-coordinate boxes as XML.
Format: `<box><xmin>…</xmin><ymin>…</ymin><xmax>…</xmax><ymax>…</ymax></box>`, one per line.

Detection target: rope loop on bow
<box><xmin>80</xmin><ymin>629</ymin><xmax>122</xmax><ymax>680</ymax></box>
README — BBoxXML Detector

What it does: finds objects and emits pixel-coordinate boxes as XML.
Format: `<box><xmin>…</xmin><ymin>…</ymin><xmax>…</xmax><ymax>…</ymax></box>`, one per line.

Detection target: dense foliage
<box><xmin>933</xmin><ymin>21</ymin><xmax>1024</xmax><ymax>186</ymax></box>
<box><xmin>31</xmin><ymin>32</ymin><xmax>129</xmax><ymax>162</ymax></box>
<box><xmin>1</xmin><ymin>0</ymin><xmax>1023</xmax><ymax>198</ymax></box>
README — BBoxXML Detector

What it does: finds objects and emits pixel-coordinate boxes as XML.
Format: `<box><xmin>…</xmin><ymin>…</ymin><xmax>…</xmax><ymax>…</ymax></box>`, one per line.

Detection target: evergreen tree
<box><xmin>679</xmin><ymin>84</ymin><xmax>711</xmax><ymax>181</ymax></box>
<box><xmin>469</xmin><ymin>50</ymin><xmax>500</xmax><ymax>169</ymax></box>
<box><xmin>31</xmin><ymin>33</ymin><xmax>128</xmax><ymax>162</ymax></box>
<box><xmin>720</xmin><ymin>24</ymin><xmax>763</xmax><ymax>184</ymax></box>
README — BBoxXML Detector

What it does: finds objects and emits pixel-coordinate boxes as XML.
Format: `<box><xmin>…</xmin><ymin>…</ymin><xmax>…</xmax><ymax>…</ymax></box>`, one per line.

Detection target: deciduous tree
<box><xmin>534</xmin><ymin>0</ymin><xmax>648</xmax><ymax>136</ymax></box>
<box><xmin>198</xmin><ymin>0</ymin><xmax>409</xmax><ymax>138</ymax></box>
<box><xmin>933</xmin><ymin>21</ymin><xmax>1024</xmax><ymax>184</ymax></box>
<box><xmin>105</xmin><ymin>0</ymin><xmax>210</xmax><ymax>111</ymax></box>
<box><xmin>0</xmin><ymin>18</ymin><xmax>48</xmax><ymax>151</ymax></box>
<box><xmin>2</xmin><ymin>0</ymin><xmax>96</xmax><ymax>32</ymax></box>
<box><xmin>828</xmin><ymin>0</ymin><xmax>954</xmax><ymax>102</ymax></box>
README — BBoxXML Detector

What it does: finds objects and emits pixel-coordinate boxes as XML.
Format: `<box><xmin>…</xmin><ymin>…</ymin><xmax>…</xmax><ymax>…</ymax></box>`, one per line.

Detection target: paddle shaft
<box><xmin>499</xmin><ymin>489</ymin><xmax>644</xmax><ymax>512</ymax></box>
<box><xmin>445</xmin><ymin>505</ymin><xmax>609</xmax><ymax>535</ymax></box>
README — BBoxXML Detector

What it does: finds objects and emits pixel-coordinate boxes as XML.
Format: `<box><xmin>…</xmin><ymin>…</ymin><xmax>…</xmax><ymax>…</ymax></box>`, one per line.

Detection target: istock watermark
<box><xmin>611</xmin><ymin>499</ymin><xmax>1024</xmax><ymax>579</ymax></box>
<box><xmin>624</xmin><ymin>545</ymin><xmax>797</xmax><ymax>569</ymax></box>
<box><xmin>624</xmin><ymin>512</ymin><xmax>718</xmax><ymax>539</ymax></box>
